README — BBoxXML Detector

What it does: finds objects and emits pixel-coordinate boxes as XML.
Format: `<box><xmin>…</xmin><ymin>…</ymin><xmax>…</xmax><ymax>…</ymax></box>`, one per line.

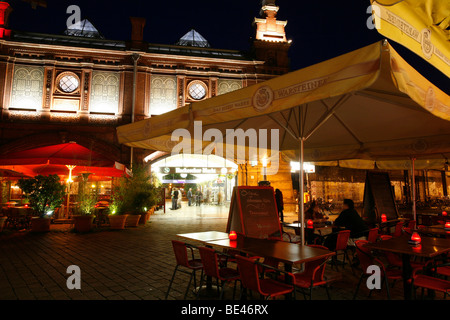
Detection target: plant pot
<box><xmin>108</xmin><ymin>215</ymin><xmax>128</xmax><ymax>230</ymax></box>
<box><xmin>73</xmin><ymin>215</ymin><xmax>94</xmax><ymax>233</ymax></box>
<box><xmin>126</xmin><ymin>215</ymin><xmax>141</xmax><ymax>227</ymax></box>
<box><xmin>31</xmin><ymin>217</ymin><xmax>51</xmax><ymax>232</ymax></box>
<box><xmin>0</xmin><ymin>216</ymin><xmax>7</xmax><ymax>232</ymax></box>
<box><xmin>139</xmin><ymin>213</ymin><xmax>147</xmax><ymax>225</ymax></box>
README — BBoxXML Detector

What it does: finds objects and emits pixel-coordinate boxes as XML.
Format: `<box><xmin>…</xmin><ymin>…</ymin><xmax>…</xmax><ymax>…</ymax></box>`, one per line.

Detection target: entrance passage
<box><xmin>151</xmin><ymin>154</ymin><xmax>238</xmax><ymax>206</ymax></box>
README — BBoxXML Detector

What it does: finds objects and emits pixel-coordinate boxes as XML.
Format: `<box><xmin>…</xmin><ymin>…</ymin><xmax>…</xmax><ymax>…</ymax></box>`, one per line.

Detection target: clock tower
<box><xmin>253</xmin><ymin>0</ymin><xmax>291</xmax><ymax>73</ymax></box>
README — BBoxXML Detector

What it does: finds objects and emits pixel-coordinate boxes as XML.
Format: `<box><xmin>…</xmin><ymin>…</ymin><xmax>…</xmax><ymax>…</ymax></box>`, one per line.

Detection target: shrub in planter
<box><xmin>0</xmin><ymin>216</ymin><xmax>7</xmax><ymax>232</ymax></box>
<box><xmin>17</xmin><ymin>175</ymin><xmax>66</xmax><ymax>232</ymax></box>
<box><xmin>107</xmin><ymin>177</ymin><xmax>129</xmax><ymax>230</ymax></box>
<box><xmin>111</xmin><ymin>165</ymin><xmax>161</xmax><ymax>228</ymax></box>
<box><xmin>73</xmin><ymin>176</ymin><xmax>97</xmax><ymax>232</ymax></box>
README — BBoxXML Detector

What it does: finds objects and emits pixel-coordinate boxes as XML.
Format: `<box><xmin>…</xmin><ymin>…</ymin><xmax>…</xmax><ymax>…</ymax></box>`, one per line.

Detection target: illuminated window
<box><xmin>57</xmin><ymin>72</ymin><xmax>80</xmax><ymax>93</ymax></box>
<box><xmin>188</xmin><ymin>81</ymin><xmax>207</xmax><ymax>100</ymax></box>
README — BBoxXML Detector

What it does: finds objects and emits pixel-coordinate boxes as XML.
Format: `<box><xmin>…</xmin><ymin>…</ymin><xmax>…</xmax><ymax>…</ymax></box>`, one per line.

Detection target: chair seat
<box><xmin>292</xmin><ymin>273</ymin><xmax>327</xmax><ymax>288</ymax></box>
<box><xmin>410</xmin><ymin>275</ymin><xmax>450</xmax><ymax>293</ymax></box>
<box><xmin>260</xmin><ymin>279</ymin><xmax>294</xmax><ymax>297</ymax></box>
<box><xmin>187</xmin><ymin>259</ymin><xmax>203</xmax><ymax>270</ymax></box>
<box><xmin>385</xmin><ymin>268</ymin><xmax>403</xmax><ymax>280</ymax></box>
<box><xmin>219</xmin><ymin>267</ymin><xmax>240</xmax><ymax>280</ymax></box>
<box><xmin>436</xmin><ymin>266</ymin><xmax>450</xmax><ymax>277</ymax></box>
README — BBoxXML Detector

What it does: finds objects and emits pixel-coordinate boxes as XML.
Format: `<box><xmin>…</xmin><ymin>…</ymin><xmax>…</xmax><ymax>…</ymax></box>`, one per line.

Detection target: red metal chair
<box><xmin>367</xmin><ymin>228</ymin><xmax>379</xmax><ymax>243</ymax></box>
<box><xmin>410</xmin><ymin>261</ymin><xmax>450</xmax><ymax>299</ymax></box>
<box><xmin>353</xmin><ymin>240</ymin><xmax>402</xmax><ymax>300</ymax></box>
<box><xmin>407</xmin><ymin>220</ymin><xmax>416</xmax><ymax>230</ymax></box>
<box><xmin>393</xmin><ymin>221</ymin><xmax>404</xmax><ymax>237</ymax></box>
<box><xmin>235</xmin><ymin>255</ymin><xmax>295</xmax><ymax>300</ymax></box>
<box><xmin>330</xmin><ymin>230</ymin><xmax>352</xmax><ymax>272</ymax></box>
<box><xmin>289</xmin><ymin>245</ymin><xmax>334</xmax><ymax>300</ymax></box>
<box><xmin>197</xmin><ymin>247</ymin><xmax>240</xmax><ymax>299</ymax></box>
<box><xmin>379</xmin><ymin>235</ymin><xmax>425</xmax><ymax>270</ymax></box>
<box><xmin>166</xmin><ymin>240</ymin><xmax>203</xmax><ymax>300</ymax></box>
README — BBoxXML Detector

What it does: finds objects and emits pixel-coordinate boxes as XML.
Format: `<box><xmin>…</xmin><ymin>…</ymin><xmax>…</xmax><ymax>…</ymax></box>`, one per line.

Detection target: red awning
<box><xmin>0</xmin><ymin>143</ymin><xmax>129</xmax><ymax>179</ymax></box>
<box><xmin>0</xmin><ymin>142</ymin><xmax>116</xmax><ymax>167</ymax></box>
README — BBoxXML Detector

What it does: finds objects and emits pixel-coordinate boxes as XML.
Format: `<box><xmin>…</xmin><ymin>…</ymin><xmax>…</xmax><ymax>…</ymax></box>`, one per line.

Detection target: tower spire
<box><xmin>252</xmin><ymin>0</ymin><xmax>291</xmax><ymax>71</ymax></box>
<box><xmin>254</xmin><ymin>0</ymin><xmax>287</xmax><ymax>42</ymax></box>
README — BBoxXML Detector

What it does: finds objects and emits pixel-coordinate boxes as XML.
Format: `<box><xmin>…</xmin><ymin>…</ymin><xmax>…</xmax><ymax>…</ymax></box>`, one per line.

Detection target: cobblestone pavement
<box><xmin>0</xmin><ymin>204</ymin><xmax>446</xmax><ymax>300</ymax></box>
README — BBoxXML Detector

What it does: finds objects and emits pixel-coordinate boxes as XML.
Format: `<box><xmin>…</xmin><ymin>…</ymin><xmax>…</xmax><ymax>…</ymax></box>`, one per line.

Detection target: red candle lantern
<box><xmin>381</xmin><ymin>214</ymin><xmax>387</xmax><ymax>223</ymax></box>
<box><xmin>229</xmin><ymin>231</ymin><xmax>237</xmax><ymax>241</ymax></box>
<box><xmin>409</xmin><ymin>232</ymin><xmax>421</xmax><ymax>245</ymax></box>
<box><xmin>307</xmin><ymin>219</ymin><xmax>314</xmax><ymax>229</ymax></box>
<box><xmin>445</xmin><ymin>221</ymin><xmax>450</xmax><ymax>230</ymax></box>
<box><xmin>442</xmin><ymin>211</ymin><xmax>448</xmax><ymax>217</ymax></box>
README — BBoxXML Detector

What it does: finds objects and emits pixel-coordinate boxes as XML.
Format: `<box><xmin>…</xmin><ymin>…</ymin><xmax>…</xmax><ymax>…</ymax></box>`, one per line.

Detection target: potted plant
<box><xmin>17</xmin><ymin>175</ymin><xmax>66</xmax><ymax>232</ymax></box>
<box><xmin>72</xmin><ymin>176</ymin><xmax>97</xmax><ymax>232</ymax></box>
<box><xmin>107</xmin><ymin>178</ymin><xmax>128</xmax><ymax>230</ymax></box>
<box><xmin>127</xmin><ymin>166</ymin><xmax>161</xmax><ymax>226</ymax></box>
<box><xmin>0</xmin><ymin>215</ymin><xmax>7</xmax><ymax>232</ymax></box>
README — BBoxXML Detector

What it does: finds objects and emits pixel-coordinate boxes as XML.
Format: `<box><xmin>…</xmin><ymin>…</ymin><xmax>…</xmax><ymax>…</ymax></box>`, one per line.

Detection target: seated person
<box><xmin>324</xmin><ymin>199</ymin><xmax>368</xmax><ymax>250</ymax></box>
<box><xmin>304</xmin><ymin>201</ymin><xmax>328</xmax><ymax>244</ymax></box>
<box><xmin>305</xmin><ymin>201</ymin><xmax>329</xmax><ymax>221</ymax></box>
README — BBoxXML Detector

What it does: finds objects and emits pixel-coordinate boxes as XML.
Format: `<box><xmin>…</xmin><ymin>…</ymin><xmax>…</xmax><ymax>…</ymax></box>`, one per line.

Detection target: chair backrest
<box><xmin>379</xmin><ymin>234</ymin><xmax>392</xmax><ymax>241</ymax></box>
<box><xmin>355</xmin><ymin>240</ymin><xmax>376</xmax><ymax>273</ymax></box>
<box><xmin>236</xmin><ymin>255</ymin><xmax>262</xmax><ymax>294</ymax></box>
<box><xmin>335</xmin><ymin>230</ymin><xmax>351</xmax><ymax>251</ymax></box>
<box><xmin>378</xmin><ymin>235</ymin><xmax>402</xmax><ymax>265</ymax></box>
<box><xmin>407</xmin><ymin>220</ymin><xmax>416</xmax><ymax>230</ymax></box>
<box><xmin>171</xmin><ymin>240</ymin><xmax>190</xmax><ymax>268</ymax></box>
<box><xmin>393</xmin><ymin>221</ymin><xmax>404</xmax><ymax>237</ymax></box>
<box><xmin>304</xmin><ymin>245</ymin><xmax>329</xmax><ymax>283</ymax></box>
<box><xmin>198</xmin><ymin>247</ymin><xmax>220</xmax><ymax>278</ymax></box>
<box><xmin>367</xmin><ymin>228</ymin><xmax>379</xmax><ymax>243</ymax></box>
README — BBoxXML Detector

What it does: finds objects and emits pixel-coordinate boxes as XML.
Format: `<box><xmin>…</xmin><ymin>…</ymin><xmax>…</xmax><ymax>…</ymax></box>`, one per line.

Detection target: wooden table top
<box><xmin>176</xmin><ymin>231</ymin><xmax>230</xmax><ymax>243</ymax></box>
<box><xmin>418</xmin><ymin>224</ymin><xmax>450</xmax><ymax>236</ymax></box>
<box><xmin>365</xmin><ymin>235</ymin><xmax>450</xmax><ymax>258</ymax></box>
<box><xmin>283</xmin><ymin>222</ymin><xmax>333</xmax><ymax>231</ymax></box>
<box><xmin>206</xmin><ymin>237</ymin><xmax>335</xmax><ymax>265</ymax></box>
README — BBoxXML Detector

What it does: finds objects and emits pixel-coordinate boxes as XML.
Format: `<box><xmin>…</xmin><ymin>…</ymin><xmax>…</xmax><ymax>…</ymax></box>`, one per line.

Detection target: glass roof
<box><xmin>64</xmin><ymin>19</ymin><xmax>104</xmax><ymax>39</ymax></box>
<box><xmin>176</xmin><ymin>29</ymin><xmax>210</xmax><ymax>48</ymax></box>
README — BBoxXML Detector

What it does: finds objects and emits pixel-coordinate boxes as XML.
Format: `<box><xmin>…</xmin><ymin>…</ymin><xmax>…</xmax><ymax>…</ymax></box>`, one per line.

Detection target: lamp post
<box><xmin>262</xmin><ymin>157</ymin><xmax>268</xmax><ymax>181</ymax></box>
<box><xmin>66</xmin><ymin>165</ymin><xmax>76</xmax><ymax>218</ymax></box>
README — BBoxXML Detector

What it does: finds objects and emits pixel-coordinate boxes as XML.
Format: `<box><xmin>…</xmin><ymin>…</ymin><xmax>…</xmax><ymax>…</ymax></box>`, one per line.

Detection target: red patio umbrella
<box><xmin>0</xmin><ymin>142</ymin><xmax>115</xmax><ymax>167</ymax></box>
<box><xmin>0</xmin><ymin>142</ymin><xmax>128</xmax><ymax>178</ymax></box>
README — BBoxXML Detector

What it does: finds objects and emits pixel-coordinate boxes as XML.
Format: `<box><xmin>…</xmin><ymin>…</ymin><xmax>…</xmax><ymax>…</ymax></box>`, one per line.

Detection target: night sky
<box><xmin>7</xmin><ymin>0</ymin><xmax>449</xmax><ymax>93</ymax></box>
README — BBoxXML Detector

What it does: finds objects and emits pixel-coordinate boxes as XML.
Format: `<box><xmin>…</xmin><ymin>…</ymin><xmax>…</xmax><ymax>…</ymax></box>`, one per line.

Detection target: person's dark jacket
<box><xmin>275</xmin><ymin>190</ymin><xmax>284</xmax><ymax>212</ymax></box>
<box><xmin>334</xmin><ymin>208</ymin><xmax>368</xmax><ymax>238</ymax></box>
<box><xmin>172</xmin><ymin>190</ymin><xmax>179</xmax><ymax>199</ymax></box>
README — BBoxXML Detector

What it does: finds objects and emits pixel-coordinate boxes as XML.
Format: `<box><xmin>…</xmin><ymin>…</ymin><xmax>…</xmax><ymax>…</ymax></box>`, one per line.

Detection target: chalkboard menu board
<box><xmin>226</xmin><ymin>186</ymin><xmax>282</xmax><ymax>239</ymax></box>
<box><xmin>363</xmin><ymin>172</ymin><xmax>398</xmax><ymax>224</ymax></box>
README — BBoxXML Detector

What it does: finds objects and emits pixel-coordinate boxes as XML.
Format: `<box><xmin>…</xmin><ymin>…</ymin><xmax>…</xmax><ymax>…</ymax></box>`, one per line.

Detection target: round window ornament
<box><xmin>57</xmin><ymin>72</ymin><xmax>80</xmax><ymax>94</ymax></box>
<box><xmin>188</xmin><ymin>81</ymin><xmax>207</xmax><ymax>100</ymax></box>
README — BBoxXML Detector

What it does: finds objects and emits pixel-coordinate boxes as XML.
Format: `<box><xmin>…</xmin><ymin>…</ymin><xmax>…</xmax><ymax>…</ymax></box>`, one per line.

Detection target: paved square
<box><xmin>0</xmin><ymin>205</ymin><xmax>446</xmax><ymax>300</ymax></box>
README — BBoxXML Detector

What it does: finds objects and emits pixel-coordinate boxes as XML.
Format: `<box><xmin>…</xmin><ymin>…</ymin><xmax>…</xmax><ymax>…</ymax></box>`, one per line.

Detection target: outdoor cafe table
<box><xmin>283</xmin><ymin>222</ymin><xmax>333</xmax><ymax>236</ymax></box>
<box><xmin>206</xmin><ymin>237</ymin><xmax>335</xmax><ymax>299</ymax></box>
<box><xmin>176</xmin><ymin>231</ymin><xmax>232</xmax><ymax>296</ymax></box>
<box><xmin>417</xmin><ymin>225</ymin><xmax>450</xmax><ymax>238</ymax></box>
<box><xmin>365</xmin><ymin>235</ymin><xmax>450</xmax><ymax>300</ymax></box>
<box><xmin>177</xmin><ymin>231</ymin><xmax>230</xmax><ymax>243</ymax></box>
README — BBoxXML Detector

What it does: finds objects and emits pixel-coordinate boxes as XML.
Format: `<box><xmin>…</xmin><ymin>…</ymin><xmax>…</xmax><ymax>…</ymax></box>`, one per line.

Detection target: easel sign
<box><xmin>363</xmin><ymin>172</ymin><xmax>399</xmax><ymax>224</ymax></box>
<box><xmin>226</xmin><ymin>186</ymin><xmax>282</xmax><ymax>239</ymax></box>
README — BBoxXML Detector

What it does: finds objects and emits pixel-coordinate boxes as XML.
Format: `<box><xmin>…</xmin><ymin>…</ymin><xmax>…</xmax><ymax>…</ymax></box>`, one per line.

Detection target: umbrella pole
<box><xmin>411</xmin><ymin>158</ymin><xmax>416</xmax><ymax>221</ymax></box>
<box><xmin>299</xmin><ymin>138</ymin><xmax>305</xmax><ymax>245</ymax></box>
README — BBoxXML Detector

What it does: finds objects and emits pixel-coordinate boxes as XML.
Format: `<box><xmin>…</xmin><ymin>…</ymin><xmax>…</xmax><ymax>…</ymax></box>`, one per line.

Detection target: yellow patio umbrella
<box><xmin>370</xmin><ymin>0</ymin><xmax>450</xmax><ymax>77</ymax></box>
<box><xmin>117</xmin><ymin>40</ymin><xmax>450</xmax><ymax>243</ymax></box>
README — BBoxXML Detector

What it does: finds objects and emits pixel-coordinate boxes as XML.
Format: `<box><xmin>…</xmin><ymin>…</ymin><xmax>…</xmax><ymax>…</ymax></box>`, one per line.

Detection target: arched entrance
<box><xmin>151</xmin><ymin>154</ymin><xmax>238</xmax><ymax>206</ymax></box>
